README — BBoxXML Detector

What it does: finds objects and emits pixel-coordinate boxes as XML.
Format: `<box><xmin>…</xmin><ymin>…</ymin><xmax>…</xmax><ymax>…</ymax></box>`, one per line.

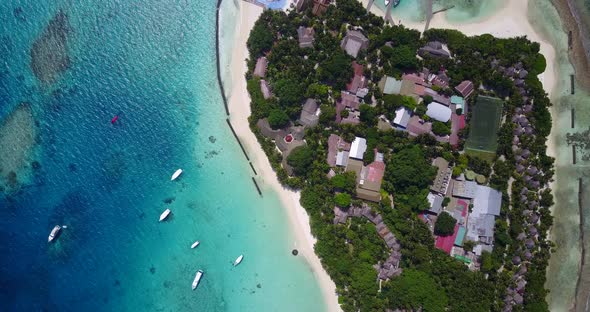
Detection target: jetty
<box><xmin>424</xmin><ymin>0</ymin><xmax>454</xmax><ymax>32</ymax></box>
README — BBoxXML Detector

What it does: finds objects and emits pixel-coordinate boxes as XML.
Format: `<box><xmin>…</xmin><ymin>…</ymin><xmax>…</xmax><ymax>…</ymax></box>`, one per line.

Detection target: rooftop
<box><xmin>349</xmin><ymin>137</ymin><xmax>367</xmax><ymax>160</ymax></box>
<box><xmin>393</xmin><ymin>106</ymin><xmax>412</xmax><ymax>128</ymax></box>
<box><xmin>455</xmin><ymin>80</ymin><xmax>474</xmax><ymax>98</ymax></box>
<box><xmin>341</xmin><ymin>30</ymin><xmax>369</xmax><ymax>58</ymax></box>
<box><xmin>253</xmin><ymin>57</ymin><xmax>268</xmax><ymax>78</ymax></box>
<box><xmin>299</xmin><ymin>98</ymin><xmax>319</xmax><ymax>127</ymax></box>
<box><xmin>297</xmin><ymin>26</ymin><xmax>315</xmax><ymax>48</ymax></box>
<box><xmin>426</xmin><ymin>102</ymin><xmax>452</xmax><ymax>122</ymax></box>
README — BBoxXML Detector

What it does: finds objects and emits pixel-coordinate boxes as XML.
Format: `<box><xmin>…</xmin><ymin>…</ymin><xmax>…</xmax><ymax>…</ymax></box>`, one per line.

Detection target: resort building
<box><xmin>349</xmin><ymin>137</ymin><xmax>367</xmax><ymax>160</ymax></box>
<box><xmin>297</xmin><ymin>26</ymin><xmax>315</xmax><ymax>48</ymax></box>
<box><xmin>452</xmin><ymin>181</ymin><xmax>502</xmax><ymax>246</ymax></box>
<box><xmin>299</xmin><ymin>98</ymin><xmax>319</xmax><ymax>127</ymax></box>
<box><xmin>337</xmin><ymin>92</ymin><xmax>361</xmax><ymax>124</ymax></box>
<box><xmin>452</xmin><ymin>180</ymin><xmax>478</xmax><ymax>199</ymax></box>
<box><xmin>327</xmin><ymin>134</ymin><xmax>350</xmax><ymax>167</ymax></box>
<box><xmin>347</xmin><ymin>62</ymin><xmax>368</xmax><ymax>97</ymax></box>
<box><xmin>356</xmin><ymin>152</ymin><xmax>385</xmax><ymax>202</ymax></box>
<box><xmin>392</xmin><ymin>106</ymin><xmax>412</xmax><ymax>129</ymax></box>
<box><xmin>418</xmin><ymin>41</ymin><xmax>451</xmax><ymax>58</ymax></box>
<box><xmin>253</xmin><ymin>57</ymin><xmax>268</xmax><ymax>78</ymax></box>
<box><xmin>260</xmin><ymin>79</ymin><xmax>272</xmax><ymax>99</ymax></box>
<box><xmin>430</xmin><ymin>157</ymin><xmax>451</xmax><ymax>194</ymax></box>
<box><xmin>451</xmin><ymin>95</ymin><xmax>466</xmax><ymax>113</ymax></box>
<box><xmin>427</xmin><ymin>192</ymin><xmax>443</xmax><ymax>215</ymax></box>
<box><xmin>455</xmin><ymin>80</ymin><xmax>474</xmax><ymax>98</ymax></box>
<box><xmin>312</xmin><ymin>0</ymin><xmax>330</xmax><ymax>15</ymax></box>
<box><xmin>340</xmin><ymin>30</ymin><xmax>369</xmax><ymax>58</ymax></box>
<box><xmin>379</xmin><ymin>76</ymin><xmax>403</xmax><ymax>94</ymax></box>
<box><xmin>426</xmin><ymin>102</ymin><xmax>452</xmax><ymax>122</ymax></box>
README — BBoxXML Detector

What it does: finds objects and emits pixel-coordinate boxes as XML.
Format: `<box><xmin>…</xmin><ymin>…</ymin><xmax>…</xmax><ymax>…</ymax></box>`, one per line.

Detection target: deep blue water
<box><xmin>0</xmin><ymin>1</ymin><xmax>326</xmax><ymax>311</ymax></box>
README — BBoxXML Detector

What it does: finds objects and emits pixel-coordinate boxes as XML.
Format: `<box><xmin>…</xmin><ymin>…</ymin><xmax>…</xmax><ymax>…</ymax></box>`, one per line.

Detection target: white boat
<box><xmin>192</xmin><ymin>270</ymin><xmax>203</xmax><ymax>290</ymax></box>
<box><xmin>191</xmin><ymin>241</ymin><xmax>200</xmax><ymax>249</ymax></box>
<box><xmin>234</xmin><ymin>255</ymin><xmax>244</xmax><ymax>266</ymax></box>
<box><xmin>48</xmin><ymin>225</ymin><xmax>61</xmax><ymax>243</ymax></box>
<box><xmin>385</xmin><ymin>0</ymin><xmax>390</xmax><ymax>5</ymax></box>
<box><xmin>171</xmin><ymin>169</ymin><xmax>183</xmax><ymax>181</ymax></box>
<box><xmin>159</xmin><ymin>208</ymin><xmax>171</xmax><ymax>222</ymax></box>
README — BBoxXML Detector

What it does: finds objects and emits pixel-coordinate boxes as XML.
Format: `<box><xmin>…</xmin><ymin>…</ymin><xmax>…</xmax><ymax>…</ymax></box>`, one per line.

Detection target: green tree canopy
<box><xmin>431</xmin><ymin>121</ymin><xmax>451</xmax><ymax>136</ymax></box>
<box><xmin>334</xmin><ymin>193</ymin><xmax>352</xmax><ymax>208</ymax></box>
<box><xmin>318</xmin><ymin>51</ymin><xmax>353</xmax><ymax>90</ymax></box>
<box><xmin>384</xmin><ymin>269</ymin><xmax>448</xmax><ymax>312</ymax></box>
<box><xmin>267</xmin><ymin>109</ymin><xmax>290</xmax><ymax>129</ymax></box>
<box><xmin>287</xmin><ymin>146</ymin><xmax>314</xmax><ymax>176</ymax></box>
<box><xmin>434</xmin><ymin>211</ymin><xmax>456</xmax><ymax>236</ymax></box>
<box><xmin>274</xmin><ymin>78</ymin><xmax>305</xmax><ymax>109</ymax></box>
<box><xmin>331</xmin><ymin>172</ymin><xmax>357</xmax><ymax>194</ymax></box>
<box><xmin>384</xmin><ymin>146</ymin><xmax>436</xmax><ymax>195</ymax></box>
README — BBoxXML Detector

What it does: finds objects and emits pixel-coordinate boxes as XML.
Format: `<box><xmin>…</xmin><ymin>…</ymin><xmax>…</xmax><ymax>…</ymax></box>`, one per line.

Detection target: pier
<box><xmin>571</xmin><ymin>74</ymin><xmax>575</xmax><ymax>94</ymax></box>
<box><xmin>424</xmin><ymin>0</ymin><xmax>454</xmax><ymax>32</ymax></box>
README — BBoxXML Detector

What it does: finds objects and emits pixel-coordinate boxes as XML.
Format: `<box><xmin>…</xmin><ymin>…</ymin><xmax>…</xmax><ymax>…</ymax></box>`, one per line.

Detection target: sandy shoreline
<box><xmin>219</xmin><ymin>1</ymin><xmax>341</xmax><ymax>311</ymax></box>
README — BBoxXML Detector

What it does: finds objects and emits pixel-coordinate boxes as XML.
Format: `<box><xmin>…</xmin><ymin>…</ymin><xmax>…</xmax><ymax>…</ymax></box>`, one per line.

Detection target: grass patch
<box><xmin>465</xmin><ymin>96</ymin><xmax>503</xmax><ymax>154</ymax></box>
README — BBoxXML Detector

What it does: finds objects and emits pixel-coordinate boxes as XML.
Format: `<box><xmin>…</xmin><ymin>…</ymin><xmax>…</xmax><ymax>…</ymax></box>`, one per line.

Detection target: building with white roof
<box><xmin>426</xmin><ymin>102</ymin><xmax>452</xmax><ymax>122</ymax></box>
<box><xmin>393</xmin><ymin>107</ymin><xmax>412</xmax><ymax>129</ymax></box>
<box><xmin>349</xmin><ymin>137</ymin><xmax>367</xmax><ymax>160</ymax></box>
<box><xmin>336</xmin><ymin>151</ymin><xmax>349</xmax><ymax>167</ymax></box>
<box><xmin>465</xmin><ymin>185</ymin><xmax>502</xmax><ymax>245</ymax></box>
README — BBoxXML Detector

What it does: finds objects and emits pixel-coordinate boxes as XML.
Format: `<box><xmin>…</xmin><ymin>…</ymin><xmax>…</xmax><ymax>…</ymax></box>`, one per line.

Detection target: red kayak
<box><xmin>111</xmin><ymin>116</ymin><xmax>119</xmax><ymax>124</ymax></box>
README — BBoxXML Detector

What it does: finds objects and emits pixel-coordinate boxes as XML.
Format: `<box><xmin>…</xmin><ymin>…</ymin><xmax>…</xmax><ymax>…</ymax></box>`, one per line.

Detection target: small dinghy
<box><xmin>192</xmin><ymin>270</ymin><xmax>203</xmax><ymax>290</ymax></box>
<box><xmin>191</xmin><ymin>241</ymin><xmax>200</xmax><ymax>249</ymax></box>
<box><xmin>171</xmin><ymin>169</ymin><xmax>183</xmax><ymax>181</ymax></box>
<box><xmin>111</xmin><ymin>115</ymin><xmax>119</xmax><ymax>124</ymax></box>
<box><xmin>234</xmin><ymin>255</ymin><xmax>244</xmax><ymax>266</ymax></box>
<box><xmin>159</xmin><ymin>209</ymin><xmax>171</xmax><ymax>222</ymax></box>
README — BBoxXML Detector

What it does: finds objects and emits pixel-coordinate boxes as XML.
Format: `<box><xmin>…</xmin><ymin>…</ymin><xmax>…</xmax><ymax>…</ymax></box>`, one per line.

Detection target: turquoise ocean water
<box><xmin>0</xmin><ymin>0</ymin><xmax>326</xmax><ymax>311</ymax></box>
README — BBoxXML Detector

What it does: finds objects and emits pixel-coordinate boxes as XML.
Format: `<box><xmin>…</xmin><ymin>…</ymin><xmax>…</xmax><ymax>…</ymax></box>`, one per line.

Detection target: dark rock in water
<box><xmin>292</xmin><ymin>249</ymin><xmax>298</xmax><ymax>256</ymax></box>
<box><xmin>256</xmin><ymin>283</ymin><xmax>262</xmax><ymax>289</ymax></box>
<box><xmin>7</xmin><ymin>171</ymin><xmax>17</xmax><ymax>187</ymax></box>
<box><xmin>163</xmin><ymin>197</ymin><xmax>175</xmax><ymax>204</ymax></box>
<box><xmin>31</xmin><ymin>161</ymin><xmax>41</xmax><ymax>170</ymax></box>
<box><xmin>30</xmin><ymin>10</ymin><xmax>70</xmax><ymax>84</ymax></box>
<box><xmin>149</xmin><ymin>266</ymin><xmax>156</xmax><ymax>274</ymax></box>
<box><xmin>114</xmin><ymin>279</ymin><xmax>120</xmax><ymax>286</ymax></box>
<box><xmin>13</xmin><ymin>7</ymin><xmax>24</xmax><ymax>20</ymax></box>
<box><xmin>68</xmin><ymin>163</ymin><xmax>77</xmax><ymax>172</ymax></box>
<box><xmin>209</xmin><ymin>135</ymin><xmax>216</xmax><ymax>143</ymax></box>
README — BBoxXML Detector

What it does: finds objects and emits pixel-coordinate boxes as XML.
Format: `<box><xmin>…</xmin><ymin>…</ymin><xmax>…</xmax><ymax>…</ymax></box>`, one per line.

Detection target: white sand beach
<box><xmin>221</xmin><ymin>1</ymin><xmax>341</xmax><ymax>312</ymax></box>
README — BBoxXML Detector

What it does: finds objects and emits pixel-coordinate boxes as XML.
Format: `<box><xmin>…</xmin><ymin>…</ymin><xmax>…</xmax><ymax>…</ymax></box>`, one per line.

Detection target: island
<box><xmin>241</xmin><ymin>0</ymin><xmax>555</xmax><ymax>310</ymax></box>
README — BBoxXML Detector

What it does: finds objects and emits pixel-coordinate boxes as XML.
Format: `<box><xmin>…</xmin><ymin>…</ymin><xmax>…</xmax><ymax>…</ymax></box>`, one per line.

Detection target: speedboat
<box><xmin>385</xmin><ymin>0</ymin><xmax>390</xmax><ymax>5</ymax></box>
<box><xmin>234</xmin><ymin>255</ymin><xmax>244</xmax><ymax>266</ymax></box>
<box><xmin>192</xmin><ymin>270</ymin><xmax>203</xmax><ymax>290</ymax></box>
<box><xmin>48</xmin><ymin>225</ymin><xmax>61</xmax><ymax>243</ymax></box>
<box><xmin>171</xmin><ymin>169</ymin><xmax>183</xmax><ymax>181</ymax></box>
<box><xmin>159</xmin><ymin>209</ymin><xmax>171</xmax><ymax>222</ymax></box>
<box><xmin>191</xmin><ymin>241</ymin><xmax>200</xmax><ymax>249</ymax></box>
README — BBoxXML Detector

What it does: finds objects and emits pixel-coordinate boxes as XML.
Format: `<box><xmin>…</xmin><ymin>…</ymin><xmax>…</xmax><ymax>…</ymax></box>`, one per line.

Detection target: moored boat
<box><xmin>191</xmin><ymin>241</ymin><xmax>200</xmax><ymax>249</ymax></box>
<box><xmin>48</xmin><ymin>225</ymin><xmax>61</xmax><ymax>243</ymax></box>
<box><xmin>234</xmin><ymin>255</ymin><xmax>244</xmax><ymax>266</ymax></box>
<box><xmin>159</xmin><ymin>208</ymin><xmax>171</xmax><ymax>222</ymax></box>
<box><xmin>192</xmin><ymin>270</ymin><xmax>203</xmax><ymax>290</ymax></box>
<box><xmin>171</xmin><ymin>169</ymin><xmax>183</xmax><ymax>181</ymax></box>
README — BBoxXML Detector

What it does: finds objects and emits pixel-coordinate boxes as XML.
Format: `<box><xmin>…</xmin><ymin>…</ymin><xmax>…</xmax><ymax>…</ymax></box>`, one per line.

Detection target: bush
<box><xmin>431</xmin><ymin>121</ymin><xmax>451</xmax><ymax>136</ymax></box>
<box><xmin>287</xmin><ymin>146</ymin><xmax>314</xmax><ymax>176</ymax></box>
<box><xmin>423</xmin><ymin>95</ymin><xmax>433</xmax><ymax>105</ymax></box>
<box><xmin>334</xmin><ymin>193</ymin><xmax>352</xmax><ymax>208</ymax></box>
<box><xmin>268</xmin><ymin>109</ymin><xmax>290</xmax><ymax>129</ymax></box>
<box><xmin>442</xmin><ymin>197</ymin><xmax>450</xmax><ymax>207</ymax></box>
<box><xmin>434</xmin><ymin>211</ymin><xmax>456</xmax><ymax>236</ymax></box>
